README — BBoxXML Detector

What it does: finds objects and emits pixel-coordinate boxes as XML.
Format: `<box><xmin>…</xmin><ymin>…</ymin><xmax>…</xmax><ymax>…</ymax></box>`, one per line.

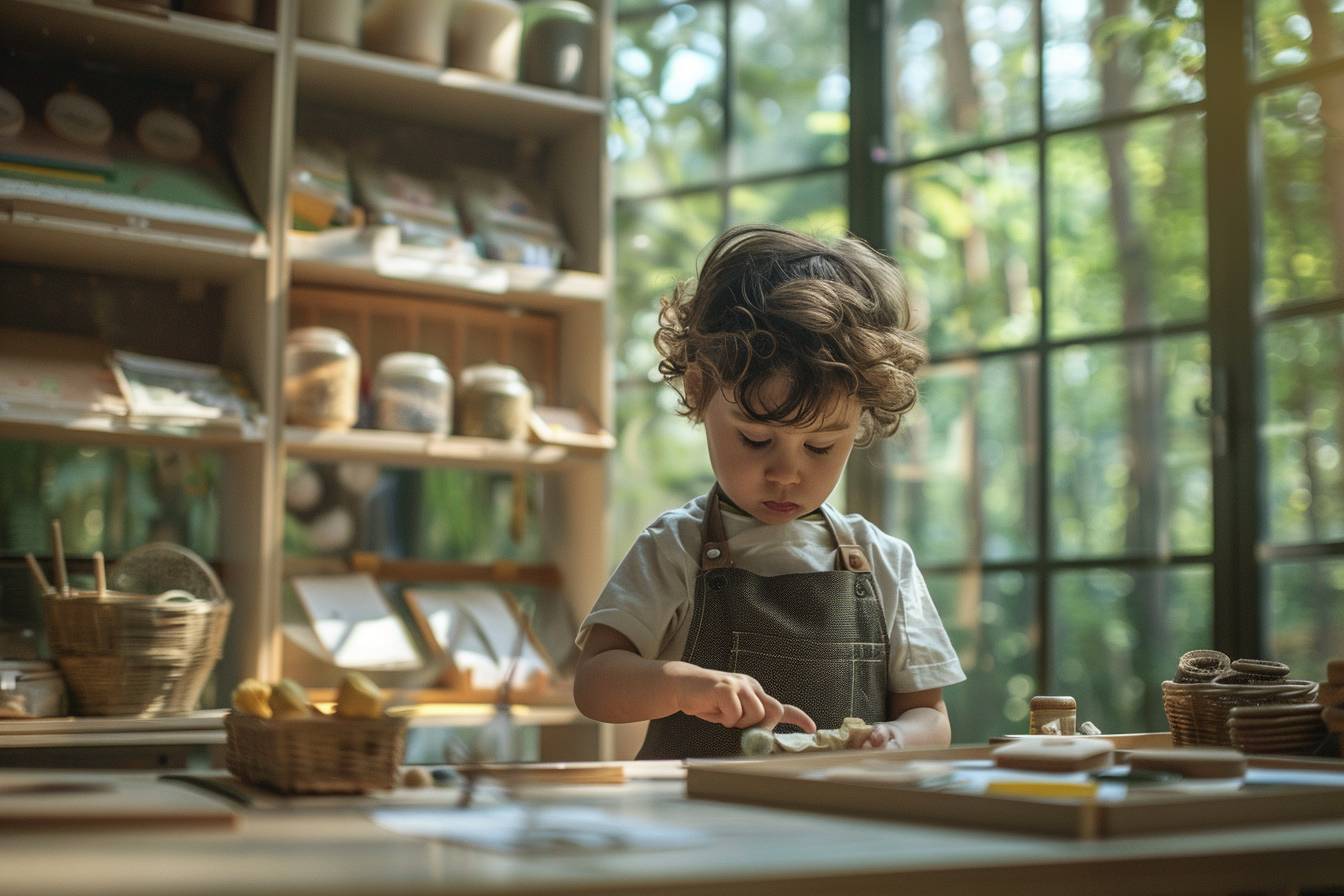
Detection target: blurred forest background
<box><xmin>1</xmin><ymin>0</ymin><xmax>1340</xmax><ymax>743</ymax></box>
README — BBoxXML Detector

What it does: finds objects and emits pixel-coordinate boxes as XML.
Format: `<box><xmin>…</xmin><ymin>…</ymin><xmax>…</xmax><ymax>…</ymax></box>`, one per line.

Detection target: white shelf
<box><xmin>284</xmin><ymin>427</ymin><xmax>605</xmax><ymax>472</ymax></box>
<box><xmin>1</xmin><ymin>0</ymin><xmax>276</xmax><ymax>79</ymax></box>
<box><xmin>0</xmin><ymin>409</ymin><xmax>266</xmax><ymax>452</ymax></box>
<box><xmin>0</xmin><ymin>211</ymin><xmax>268</xmax><ymax>281</ymax></box>
<box><xmin>289</xmin><ymin>250</ymin><xmax>608</xmax><ymax>312</ymax></box>
<box><xmin>295</xmin><ymin>39</ymin><xmax>606</xmax><ymax>138</ymax></box>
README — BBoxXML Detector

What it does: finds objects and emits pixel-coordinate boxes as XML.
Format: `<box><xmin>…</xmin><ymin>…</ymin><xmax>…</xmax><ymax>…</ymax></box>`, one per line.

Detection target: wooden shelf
<box><xmin>283</xmin><ymin>427</ymin><xmax>606</xmax><ymax>471</ymax></box>
<box><xmin>0</xmin><ymin>0</ymin><xmax>276</xmax><ymax>79</ymax></box>
<box><xmin>295</xmin><ymin>39</ymin><xmax>606</xmax><ymax>138</ymax></box>
<box><xmin>0</xmin><ymin>211</ymin><xmax>268</xmax><ymax>281</ymax></box>
<box><xmin>0</xmin><ymin>710</ymin><xmax>226</xmax><ymax>738</ymax></box>
<box><xmin>289</xmin><ymin>253</ymin><xmax>608</xmax><ymax>312</ymax></box>
<box><xmin>0</xmin><ymin>409</ymin><xmax>266</xmax><ymax>452</ymax></box>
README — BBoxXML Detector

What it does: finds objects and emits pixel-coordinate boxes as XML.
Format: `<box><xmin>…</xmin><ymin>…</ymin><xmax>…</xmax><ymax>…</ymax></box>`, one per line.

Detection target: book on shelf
<box><xmin>0</xmin><ymin>329</ymin><xmax>128</xmax><ymax>421</ymax></box>
<box><xmin>109</xmin><ymin>350</ymin><xmax>264</xmax><ymax>436</ymax></box>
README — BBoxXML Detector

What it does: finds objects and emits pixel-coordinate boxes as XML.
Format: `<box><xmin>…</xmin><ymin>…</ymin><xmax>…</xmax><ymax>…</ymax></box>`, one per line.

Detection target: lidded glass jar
<box><xmin>284</xmin><ymin>327</ymin><xmax>359</xmax><ymax>429</ymax></box>
<box><xmin>374</xmin><ymin>351</ymin><xmax>452</xmax><ymax>434</ymax></box>
<box><xmin>456</xmin><ymin>362</ymin><xmax>533</xmax><ymax>440</ymax></box>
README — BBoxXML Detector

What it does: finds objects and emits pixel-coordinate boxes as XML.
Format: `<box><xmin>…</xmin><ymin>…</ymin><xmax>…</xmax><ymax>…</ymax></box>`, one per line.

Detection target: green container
<box><xmin>519</xmin><ymin>0</ymin><xmax>594</xmax><ymax>93</ymax></box>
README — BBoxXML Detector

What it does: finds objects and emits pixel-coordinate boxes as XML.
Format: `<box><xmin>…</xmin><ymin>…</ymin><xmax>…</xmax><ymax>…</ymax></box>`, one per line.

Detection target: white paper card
<box><xmin>291</xmin><ymin>574</ymin><xmax>421</xmax><ymax>670</ymax></box>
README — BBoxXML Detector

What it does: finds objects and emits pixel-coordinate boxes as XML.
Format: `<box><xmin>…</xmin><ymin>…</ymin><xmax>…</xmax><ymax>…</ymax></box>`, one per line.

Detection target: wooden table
<box><xmin>2</xmin><ymin>765</ymin><xmax>1343</xmax><ymax>895</ymax></box>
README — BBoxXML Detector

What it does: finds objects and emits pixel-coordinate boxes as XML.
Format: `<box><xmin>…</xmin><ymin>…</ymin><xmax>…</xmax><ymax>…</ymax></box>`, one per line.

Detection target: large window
<box><xmin>611</xmin><ymin>1</ymin><xmax>1343</xmax><ymax>746</ymax></box>
<box><xmin>610</xmin><ymin>0</ymin><xmax>850</xmax><ymax>549</ymax></box>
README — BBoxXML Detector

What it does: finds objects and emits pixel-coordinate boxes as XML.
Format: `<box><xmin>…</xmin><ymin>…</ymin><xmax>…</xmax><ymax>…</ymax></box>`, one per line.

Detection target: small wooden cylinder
<box><xmin>1028</xmin><ymin>695</ymin><xmax>1077</xmax><ymax>735</ymax></box>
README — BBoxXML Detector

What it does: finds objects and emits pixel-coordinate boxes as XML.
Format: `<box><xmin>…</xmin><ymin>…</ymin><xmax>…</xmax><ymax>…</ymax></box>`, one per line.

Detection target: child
<box><xmin>573</xmin><ymin>224</ymin><xmax>965</xmax><ymax>760</ymax></box>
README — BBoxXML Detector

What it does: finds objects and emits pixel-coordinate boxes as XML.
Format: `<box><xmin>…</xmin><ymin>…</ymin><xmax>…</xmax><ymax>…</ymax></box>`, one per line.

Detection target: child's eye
<box><xmin>806</xmin><ymin>444</ymin><xmax>834</xmax><ymax>456</ymax></box>
<box><xmin>738</xmin><ymin>432</ymin><xmax>770</xmax><ymax>449</ymax></box>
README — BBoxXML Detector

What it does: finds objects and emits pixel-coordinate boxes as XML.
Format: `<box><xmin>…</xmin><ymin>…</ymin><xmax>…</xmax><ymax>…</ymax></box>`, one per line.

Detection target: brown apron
<box><xmin>637</xmin><ymin>486</ymin><xmax>890</xmax><ymax>760</ymax></box>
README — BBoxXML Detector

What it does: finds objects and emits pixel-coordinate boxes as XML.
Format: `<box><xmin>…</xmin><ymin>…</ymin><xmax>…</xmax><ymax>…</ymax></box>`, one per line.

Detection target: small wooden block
<box><xmin>1326</xmin><ymin>659</ymin><xmax>1344</xmax><ymax>686</ymax></box>
<box><xmin>992</xmin><ymin>737</ymin><xmax>1115</xmax><ymax>773</ymax></box>
<box><xmin>1128</xmin><ymin>748</ymin><xmax>1247</xmax><ymax>779</ymax></box>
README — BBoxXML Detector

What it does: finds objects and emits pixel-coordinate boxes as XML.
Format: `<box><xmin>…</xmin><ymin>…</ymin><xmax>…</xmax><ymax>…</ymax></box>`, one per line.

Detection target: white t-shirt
<box><xmin>577</xmin><ymin>493</ymin><xmax>966</xmax><ymax>693</ymax></box>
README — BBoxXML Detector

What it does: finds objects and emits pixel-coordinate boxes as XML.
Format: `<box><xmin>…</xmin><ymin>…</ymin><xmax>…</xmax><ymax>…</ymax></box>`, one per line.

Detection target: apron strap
<box><xmin>700</xmin><ymin>486</ymin><xmax>734</xmax><ymax>570</ymax></box>
<box><xmin>818</xmin><ymin>503</ymin><xmax>872</xmax><ymax>573</ymax></box>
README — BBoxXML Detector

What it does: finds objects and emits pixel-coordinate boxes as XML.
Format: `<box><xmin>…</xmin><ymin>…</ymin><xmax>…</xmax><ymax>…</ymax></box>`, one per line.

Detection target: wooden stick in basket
<box><xmin>23</xmin><ymin>552</ymin><xmax>52</xmax><ymax>595</ymax></box>
<box><xmin>50</xmin><ymin>520</ymin><xmax>68</xmax><ymax>596</ymax></box>
<box><xmin>94</xmin><ymin>551</ymin><xmax>106</xmax><ymax>596</ymax></box>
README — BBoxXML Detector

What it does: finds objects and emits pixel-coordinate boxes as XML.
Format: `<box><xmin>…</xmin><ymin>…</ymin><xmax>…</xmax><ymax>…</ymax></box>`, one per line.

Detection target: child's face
<box><xmin>702</xmin><ymin>376</ymin><xmax>861</xmax><ymax>525</ymax></box>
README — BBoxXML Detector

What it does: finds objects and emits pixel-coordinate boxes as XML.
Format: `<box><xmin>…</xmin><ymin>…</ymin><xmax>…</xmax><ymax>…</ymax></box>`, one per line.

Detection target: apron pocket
<box><xmin>729</xmin><ymin>631</ymin><xmax>886</xmax><ymax>730</ymax></box>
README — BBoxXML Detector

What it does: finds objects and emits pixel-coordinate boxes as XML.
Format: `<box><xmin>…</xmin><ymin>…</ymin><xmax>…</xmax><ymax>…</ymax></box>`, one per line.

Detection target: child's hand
<box><xmin>863</xmin><ymin>722</ymin><xmax>905</xmax><ymax>749</ymax></box>
<box><xmin>672</xmin><ymin>666</ymin><xmax>816</xmax><ymax>732</ymax></box>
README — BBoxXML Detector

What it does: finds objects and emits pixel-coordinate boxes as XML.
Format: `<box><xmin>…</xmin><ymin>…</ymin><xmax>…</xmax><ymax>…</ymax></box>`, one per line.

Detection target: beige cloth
<box><xmin>770</xmin><ymin>717</ymin><xmax>873</xmax><ymax>753</ymax></box>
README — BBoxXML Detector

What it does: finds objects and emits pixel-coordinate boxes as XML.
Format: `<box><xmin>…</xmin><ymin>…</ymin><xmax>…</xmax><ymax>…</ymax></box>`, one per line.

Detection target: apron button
<box><xmin>847</xmin><ymin>554</ymin><xmax>863</xmax><ymax>569</ymax></box>
<box><xmin>855</xmin><ymin>582</ymin><xmax>867</xmax><ymax>596</ymax></box>
<box><xmin>706</xmin><ymin>547</ymin><xmax>722</xmax><ymax>560</ymax></box>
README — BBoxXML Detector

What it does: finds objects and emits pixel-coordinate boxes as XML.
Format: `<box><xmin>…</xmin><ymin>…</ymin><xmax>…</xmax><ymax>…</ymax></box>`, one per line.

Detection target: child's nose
<box><xmin>764</xmin><ymin>454</ymin><xmax>802</xmax><ymax>485</ymax></box>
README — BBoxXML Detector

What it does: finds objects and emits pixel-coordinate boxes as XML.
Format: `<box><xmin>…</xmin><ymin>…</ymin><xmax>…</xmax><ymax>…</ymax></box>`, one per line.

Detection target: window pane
<box><xmin>1053</xmin><ymin>565</ymin><xmax>1212</xmax><ymax>733</ymax></box>
<box><xmin>1043</xmin><ymin>0</ymin><xmax>1204</xmax><ymax>129</ymax></box>
<box><xmin>1258</xmin><ymin>75</ymin><xmax>1344</xmax><ymax>309</ymax></box>
<box><xmin>888</xmin><ymin>144</ymin><xmax>1039</xmax><ymax>355</ymax></box>
<box><xmin>1048</xmin><ymin>113</ymin><xmax>1207</xmax><ymax>339</ymax></box>
<box><xmin>1263</xmin><ymin>313</ymin><xmax>1344</xmax><ymax>545</ymax></box>
<box><xmin>925</xmin><ymin>570</ymin><xmax>1037</xmax><ymax>745</ymax></box>
<box><xmin>1267</xmin><ymin>558</ymin><xmax>1344</xmax><ymax>683</ymax></box>
<box><xmin>887</xmin><ymin>355</ymin><xmax>1038</xmax><ymax>566</ymax></box>
<box><xmin>611</xmin><ymin>383</ymin><xmax>713</xmax><ymax>564</ymax></box>
<box><xmin>884</xmin><ymin>0</ymin><xmax>1037</xmax><ymax>162</ymax></box>
<box><xmin>612</xmin><ymin>3</ymin><xmax>725</xmax><ymax>194</ymax></box>
<box><xmin>1256</xmin><ymin>0</ymin><xmax>1344</xmax><ymax>78</ymax></box>
<box><xmin>728</xmin><ymin>171</ymin><xmax>846</xmax><ymax>234</ymax></box>
<box><xmin>614</xmin><ymin>193</ymin><xmax>723</xmax><ymax>385</ymax></box>
<box><xmin>731</xmin><ymin>0</ymin><xmax>847</xmax><ymax>178</ymax></box>
<box><xmin>1051</xmin><ymin>335</ymin><xmax>1212</xmax><ymax>558</ymax></box>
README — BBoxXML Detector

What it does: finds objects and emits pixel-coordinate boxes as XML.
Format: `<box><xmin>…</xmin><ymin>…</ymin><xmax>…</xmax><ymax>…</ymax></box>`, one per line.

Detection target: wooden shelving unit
<box><xmin>1</xmin><ymin>0</ymin><xmax>614</xmax><ymax>743</ymax></box>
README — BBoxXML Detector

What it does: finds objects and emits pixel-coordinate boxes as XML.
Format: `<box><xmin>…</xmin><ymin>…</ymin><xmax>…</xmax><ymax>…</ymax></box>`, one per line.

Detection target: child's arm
<box><xmin>863</xmin><ymin>688</ymin><xmax>951</xmax><ymax>749</ymax></box>
<box><xmin>573</xmin><ymin>623</ymin><xmax>817</xmax><ymax>732</ymax></box>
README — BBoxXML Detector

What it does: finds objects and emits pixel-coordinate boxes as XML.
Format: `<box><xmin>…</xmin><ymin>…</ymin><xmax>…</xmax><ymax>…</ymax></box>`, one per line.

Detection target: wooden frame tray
<box><xmin>686</xmin><ymin>741</ymin><xmax>1344</xmax><ymax>839</ymax></box>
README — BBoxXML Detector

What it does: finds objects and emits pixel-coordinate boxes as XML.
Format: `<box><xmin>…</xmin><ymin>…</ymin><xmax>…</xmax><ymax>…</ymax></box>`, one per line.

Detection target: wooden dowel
<box><xmin>50</xmin><ymin>520</ymin><xmax>68</xmax><ymax>595</ymax></box>
<box><xmin>24</xmin><ymin>553</ymin><xmax>52</xmax><ymax>594</ymax></box>
<box><xmin>94</xmin><ymin>551</ymin><xmax>106</xmax><ymax>596</ymax></box>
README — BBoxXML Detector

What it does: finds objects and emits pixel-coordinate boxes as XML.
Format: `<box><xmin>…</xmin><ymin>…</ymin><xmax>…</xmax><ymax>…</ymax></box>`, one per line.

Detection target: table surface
<box><xmin>2</xmin><ymin>764</ymin><xmax>1343</xmax><ymax>896</ymax></box>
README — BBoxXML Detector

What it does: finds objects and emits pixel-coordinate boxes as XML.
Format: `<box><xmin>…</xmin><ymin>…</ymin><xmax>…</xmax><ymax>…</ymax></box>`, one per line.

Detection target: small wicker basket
<box><xmin>224</xmin><ymin>712</ymin><xmax>408</xmax><ymax>794</ymax></box>
<box><xmin>1162</xmin><ymin>677</ymin><xmax>1319</xmax><ymax>747</ymax></box>
<box><xmin>44</xmin><ymin>586</ymin><xmax>230</xmax><ymax>717</ymax></box>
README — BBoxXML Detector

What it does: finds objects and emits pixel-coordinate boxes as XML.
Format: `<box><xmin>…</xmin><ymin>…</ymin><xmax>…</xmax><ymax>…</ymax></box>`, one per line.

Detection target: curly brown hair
<box><xmin>655</xmin><ymin>224</ymin><xmax>926</xmax><ymax>445</ymax></box>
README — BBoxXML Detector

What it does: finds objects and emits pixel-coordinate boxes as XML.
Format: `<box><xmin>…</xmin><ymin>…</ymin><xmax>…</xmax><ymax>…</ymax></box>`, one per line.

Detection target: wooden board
<box><xmin>0</xmin><ymin>772</ymin><xmax>236</xmax><ymax>829</ymax></box>
<box><xmin>685</xmin><ymin>744</ymin><xmax>1344</xmax><ymax>840</ymax></box>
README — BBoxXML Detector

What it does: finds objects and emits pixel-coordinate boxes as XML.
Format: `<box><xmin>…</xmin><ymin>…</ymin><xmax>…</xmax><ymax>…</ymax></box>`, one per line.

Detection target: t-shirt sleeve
<box><xmin>873</xmin><ymin>532</ymin><xmax>966</xmax><ymax>692</ymax></box>
<box><xmin>575</xmin><ymin>521</ymin><xmax>693</xmax><ymax>660</ymax></box>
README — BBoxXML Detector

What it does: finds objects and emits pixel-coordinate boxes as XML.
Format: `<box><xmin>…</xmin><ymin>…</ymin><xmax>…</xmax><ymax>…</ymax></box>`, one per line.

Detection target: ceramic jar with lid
<box><xmin>456</xmin><ymin>362</ymin><xmax>532</xmax><ymax>440</ymax></box>
<box><xmin>284</xmin><ymin>327</ymin><xmax>360</xmax><ymax>429</ymax></box>
<box><xmin>363</xmin><ymin>0</ymin><xmax>453</xmax><ymax>66</ymax></box>
<box><xmin>374</xmin><ymin>352</ymin><xmax>452</xmax><ymax>434</ymax></box>
<box><xmin>519</xmin><ymin>0</ymin><xmax>594</xmax><ymax>93</ymax></box>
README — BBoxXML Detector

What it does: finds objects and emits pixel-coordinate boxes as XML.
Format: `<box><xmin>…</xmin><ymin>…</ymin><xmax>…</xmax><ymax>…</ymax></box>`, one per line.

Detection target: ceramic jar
<box><xmin>450</xmin><ymin>0</ymin><xmax>522</xmax><ymax>80</ymax></box>
<box><xmin>456</xmin><ymin>362</ymin><xmax>532</xmax><ymax>439</ymax></box>
<box><xmin>374</xmin><ymin>352</ymin><xmax>452</xmax><ymax>434</ymax></box>
<box><xmin>284</xmin><ymin>327</ymin><xmax>360</xmax><ymax>429</ymax></box>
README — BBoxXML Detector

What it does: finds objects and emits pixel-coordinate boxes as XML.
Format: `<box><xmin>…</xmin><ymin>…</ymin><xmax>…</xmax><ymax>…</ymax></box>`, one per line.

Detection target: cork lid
<box><xmin>1029</xmin><ymin>695</ymin><xmax>1076</xmax><ymax>711</ymax></box>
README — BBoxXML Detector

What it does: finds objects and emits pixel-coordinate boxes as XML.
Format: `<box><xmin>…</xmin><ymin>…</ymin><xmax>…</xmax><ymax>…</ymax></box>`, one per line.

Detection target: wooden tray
<box><xmin>686</xmin><ymin>743</ymin><xmax>1344</xmax><ymax>839</ymax></box>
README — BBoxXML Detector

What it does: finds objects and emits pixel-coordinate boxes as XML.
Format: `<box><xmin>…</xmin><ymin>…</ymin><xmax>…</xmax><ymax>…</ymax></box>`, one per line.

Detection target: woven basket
<box><xmin>1162</xmin><ymin>678</ymin><xmax>1319</xmax><ymax>747</ymax></box>
<box><xmin>225</xmin><ymin>712</ymin><xmax>408</xmax><ymax>794</ymax></box>
<box><xmin>43</xmin><ymin>545</ymin><xmax>231</xmax><ymax>717</ymax></box>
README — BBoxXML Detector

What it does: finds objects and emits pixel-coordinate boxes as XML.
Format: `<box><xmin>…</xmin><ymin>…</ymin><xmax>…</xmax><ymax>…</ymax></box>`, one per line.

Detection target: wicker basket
<box><xmin>43</xmin><ymin>543</ymin><xmax>231</xmax><ymax>717</ymax></box>
<box><xmin>1162</xmin><ymin>678</ymin><xmax>1319</xmax><ymax>747</ymax></box>
<box><xmin>224</xmin><ymin>712</ymin><xmax>408</xmax><ymax>794</ymax></box>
